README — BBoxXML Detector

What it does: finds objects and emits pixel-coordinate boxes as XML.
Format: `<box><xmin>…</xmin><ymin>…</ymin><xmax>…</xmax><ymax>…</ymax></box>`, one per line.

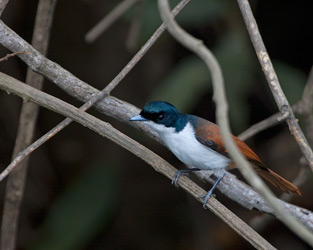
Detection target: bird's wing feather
<box><xmin>191</xmin><ymin>116</ymin><xmax>301</xmax><ymax>195</ymax></box>
<box><xmin>192</xmin><ymin>117</ymin><xmax>263</xmax><ymax>165</ymax></box>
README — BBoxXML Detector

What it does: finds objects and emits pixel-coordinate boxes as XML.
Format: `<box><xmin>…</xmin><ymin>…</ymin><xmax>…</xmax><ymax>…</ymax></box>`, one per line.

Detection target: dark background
<box><xmin>0</xmin><ymin>0</ymin><xmax>312</xmax><ymax>249</ymax></box>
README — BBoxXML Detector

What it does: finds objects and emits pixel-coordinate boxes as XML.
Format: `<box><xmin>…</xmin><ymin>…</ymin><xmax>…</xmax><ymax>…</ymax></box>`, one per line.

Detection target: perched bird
<box><xmin>130</xmin><ymin>101</ymin><xmax>301</xmax><ymax>207</ymax></box>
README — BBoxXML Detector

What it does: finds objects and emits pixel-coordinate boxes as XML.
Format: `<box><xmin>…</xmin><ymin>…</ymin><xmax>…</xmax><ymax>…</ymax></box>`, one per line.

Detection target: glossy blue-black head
<box><xmin>130</xmin><ymin>101</ymin><xmax>182</xmax><ymax>128</ymax></box>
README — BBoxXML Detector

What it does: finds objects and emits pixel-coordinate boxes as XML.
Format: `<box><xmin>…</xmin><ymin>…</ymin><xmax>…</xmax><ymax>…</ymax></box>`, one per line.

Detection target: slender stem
<box><xmin>237</xmin><ymin>0</ymin><xmax>313</xmax><ymax>172</ymax></box>
<box><xmin>85</xmin><ymin>0</ymin><xmax>139</xmax><ymax>43</ymax></box>
<box><xmin>0</xmin><ymin>51</ymin><xmax>26</xmax><ymax>62</ymax></box>
<box><xmin>0</xmin><ymin>72</ymin><xmax>276</xmax><ymax>250</ymax></box>
<box><xmin>0</xmin><ymin>1</ymin><xmax>57</xmax><ymax>249</ymax></box>
<box><xmin>158</xmin><ymin>0</ymin><xmax>313</xmax><ymax>246</ymax></box>
<box><xmin>0</xmin><ymin>0</ymin><xmax>9</xmax><ymax>16</ymax></box>
<box><xmin>0</xmin><ymin>0</ymin><xmax>191</xmax><ymax>185</ymax></box>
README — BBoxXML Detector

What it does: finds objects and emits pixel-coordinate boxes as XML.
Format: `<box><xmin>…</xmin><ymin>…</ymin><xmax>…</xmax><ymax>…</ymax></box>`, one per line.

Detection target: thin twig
<box><xmin>0</xmin><ymin>51</ymin><xmax>27</xmax><ymax>62</ymax></box>
<box><xmin>238</xmin><ymin>112</ymin><xmax>286</xmax><ymax>141</ymax></box>
<box><xmin>126</xmin><ymin>0</ymin><xmax>143</xmax><ymax>51</ymax></box>
<box><xmin>0</xmin><ymin>1</ymin><xmax>57</xmax><ymax>250</ymax></box>
<box><xmin>0</xmin><ymin>72</ymin><xmax>277</xmax><ymax>250</ymax></box>
<box><xmin>158</xmin><ymin>0</ymin><xmax>313</xmax><ymax>246</ymax></box>
<box><xmin>1</xmin><ymin>71</ymin><xmax>313</xmax><ymax>229</ymax></box>
<box><xmin>0</xmin><ymin>0</ymin><xmax>9</xmax><ymax>16</ymax></box>
<box><xmin>237</xmin><ymin>0</ymin><xmax>313</xmax><ymax>173</ymax></box>
<box><xmin>1</xmin><ymin>0</ymin><xmax>313</xmax><ymax>237</ymax></box>
<box><xmin>0</xmin><ymin>0</ymin><xmax>190</xmax><ymax>183</ymax></box>
<box><xmin>249</xmin><ymin>68</ymin><xmax>313</xmax><ymax>231</ymax></box>
<box><xmin>294</xmin><ymin>66</ymin><xmax>313</xmax><ymax>145</ymax></box>
<box><xmin>236</xmin><ymin>0</ymin><xmax>313</xmax><ymax>245</ymax></box>
<box><xmin>85</xmin><ymin>0</ymin><xmax>139</xmax><ymax>43</ymax></box>
<box><xmin>293</xmin><ymin>66</ymin><xmax>313</xmax><ymax>117</ymax></box>
<box><xmin>250</xmin><ymin>158</ymin><xmax>311</xmax><ymax>231</ymax></box>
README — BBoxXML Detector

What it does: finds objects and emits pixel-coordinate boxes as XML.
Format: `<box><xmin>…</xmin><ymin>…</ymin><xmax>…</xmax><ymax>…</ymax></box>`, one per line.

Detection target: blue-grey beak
<box><xmin>129</xmin><ymin>115</ymin><xmax>148</xmax><ymax>122</ymax></box>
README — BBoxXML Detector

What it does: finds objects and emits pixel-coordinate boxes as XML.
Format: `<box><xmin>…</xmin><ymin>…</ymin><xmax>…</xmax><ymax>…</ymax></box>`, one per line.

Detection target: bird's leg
<box><xmin>171</xmin><ymin>168</ymin><xmax>201</xmax><ymax>188</ymax></box>
<box><xmin>200</xmin><ymin>173</ymin><xmax>226</xmax><ymax>208</ymax></box>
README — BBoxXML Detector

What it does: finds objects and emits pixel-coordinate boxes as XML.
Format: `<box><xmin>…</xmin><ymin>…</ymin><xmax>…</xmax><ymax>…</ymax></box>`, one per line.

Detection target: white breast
<box><xmin>145</xmin><ymin>121</ymin><xmax>231</xmax><ymax>170</ymax></box>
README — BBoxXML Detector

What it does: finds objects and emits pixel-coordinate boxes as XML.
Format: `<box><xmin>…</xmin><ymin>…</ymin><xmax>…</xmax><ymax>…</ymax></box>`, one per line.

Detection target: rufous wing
<box><xmin>193</xmin><ymin>116</ymin><xmax>301</xmax><ymax>196</ymax></box>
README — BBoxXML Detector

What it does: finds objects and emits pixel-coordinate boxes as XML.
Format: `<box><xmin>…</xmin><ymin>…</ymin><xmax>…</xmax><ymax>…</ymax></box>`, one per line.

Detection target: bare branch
<box><xmin>250</xmin><ymin>158</ymin><xmax>311</xmax><ymax>231</ymax></box>
<box><xmin>239</xmin><ymin>67</ymin><xmax>313</xmax><ymax>142</ymax></box>
<box><xmin>1</xmin><ymin>1</ymin><xmax>313</xmax><ymax>244</ymax></box>
<box><xmin>0</xmin><ymin>0</ymin><xmax>9</xmax><ymax>16</ymax></box>
<box><xmin>126</xmin><ymin>0</ymin><xmax>143</xmax><ymax>51</ymax></box>
<box><xmin>0</xmin><ymin>1</ymin><xmax>57</xmax><ymax>249</ymax></box>
<box><xmin>1</xmin><ymin>71</ymin><xmax>313</xmax><ymax>230</ymax></box>
<box><xmin>158</xmin><ymin>0</ymin><xmax>313</xmax><ymax>246</ymax></box>
<box><xmin>238</xmin><ymin>112</ymin><xmax>287</xmax><ymax>141</ymax></box>
<box><xmin>85</xmin><ymin>0</ymin><xmax>139</xmax><ymax>43</ymax></box>
<box><xmin>0</xmin><ymin>0</ymin><xmax>190</xmax><ymax>187</ymax></box>
<box><xmin>237</xmin><ymin>0</ymin><xmax>313</xmax><ymax>174</ymax></box>
<box><xmin>0</xmin><ymin>72</ymin><xmax>276</xmax><ymax>250</ymax></box>
<box><xmin>0</xmin><ymin>51</ymin><xmax>27</xmax><ymax>62</ymax></box>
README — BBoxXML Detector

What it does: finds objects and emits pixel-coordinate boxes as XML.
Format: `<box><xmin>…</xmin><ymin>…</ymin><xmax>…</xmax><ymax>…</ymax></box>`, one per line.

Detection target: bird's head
<box><xmin>130</xmin><ymin>101</ymin><xmax>184</xmax><ymax>133</ymax></box>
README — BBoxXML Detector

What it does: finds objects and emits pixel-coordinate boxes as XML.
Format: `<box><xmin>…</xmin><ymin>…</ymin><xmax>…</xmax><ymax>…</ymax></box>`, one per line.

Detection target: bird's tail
<box><xmin>253</xmin><ymin>165</ymin><xmax>302</xmax><ymax>196</ymax></box>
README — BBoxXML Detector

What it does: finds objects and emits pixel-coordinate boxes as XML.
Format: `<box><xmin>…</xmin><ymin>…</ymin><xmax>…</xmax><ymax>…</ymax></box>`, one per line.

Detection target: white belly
<box><xmin>148</xmin><ymin>121</ymin><xmax>231</xmax><ymax>170</ymax></box>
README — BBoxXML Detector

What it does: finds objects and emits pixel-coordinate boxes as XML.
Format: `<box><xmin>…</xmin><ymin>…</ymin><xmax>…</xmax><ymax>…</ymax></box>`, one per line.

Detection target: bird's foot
<box><xmin>171</xmin><ymin>168</ymin><xmax>201</xmax><ymax>188</ymax></box>
<box><xmin>199</xmin><ymin>173</ymin><xmax>226</xmax><ymax>208</ymax></box>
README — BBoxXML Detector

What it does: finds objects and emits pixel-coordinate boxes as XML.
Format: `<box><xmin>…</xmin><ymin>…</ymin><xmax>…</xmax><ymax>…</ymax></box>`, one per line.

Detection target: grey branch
<box><xmin>85</xmin><ymin>0</ymin><xmax>139</xmax><ymax>43</ymax></box>
<box><xmin>237</xmin><ymin>0</ymin><xmax>313</xmax><ymax>173</ymax></box>
<box><xmin>0</xmin><ymin>0</ymin><xmax>9</xmax><ymax>16</ymax></box>
<box><xmin>158</xmin><ymin>0</ymin><xmax>313</xmax><ymax>246</ymax></box>
<box><xmin>0</xmin><ymin>8</ymin><xmax>312</xmax><ymax>233</ymax></box>
<box><xmin>0</xmin><ymin>1</ymin><xmax>313</xmax><ymax>245</ymax></box>
<box><xmin>0</xmin><ymin>1</ymin><xmax>57</xmax><ymax>250</ymax></box>
<box><xmin>0</xmin><ymin>72</ymin><xmax>276</xmax><ymax>250</ymax></box>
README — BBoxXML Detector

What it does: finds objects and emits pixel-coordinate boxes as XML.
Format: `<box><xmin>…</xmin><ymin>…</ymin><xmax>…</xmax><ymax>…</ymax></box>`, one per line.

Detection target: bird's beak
<box><xmin>129</xmin><ymin>115</ymin><xmax>147</xmax><ymax>122</ymax></box>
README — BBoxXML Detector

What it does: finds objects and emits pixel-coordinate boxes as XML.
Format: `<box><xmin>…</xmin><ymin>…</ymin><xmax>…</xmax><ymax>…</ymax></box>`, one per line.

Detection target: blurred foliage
<box><xmin>150</xmin><ymin>56</ymin><xmax>210</xmax><ymax>111</ymax></box>
<box><xmin>151</xmin><ymin>27</ymin><xmax>260</xmax><ymax>131</ymax></box>
<box><xmin>274</xmin><ymin>60</ymin><xmax>306</xmax><ymax>105</ymax></box>
<box><xmin>127</xmin><ymin>0</ymin><xmax>229</xmax><ymax>43</ymax></box>
<box><xmin>31</xmin><ymin>162</ymin><xmax>119</xmax><ymax>250</ymax></box>
<box><xmin>1</xmin><ymin>1</ymin><xmax>308</xmax><ymax>250</ymax></box>
<box><xmin>140</xmin><ymin>0</ymin><xmax>307</xmax><ymax>132</ymax></box>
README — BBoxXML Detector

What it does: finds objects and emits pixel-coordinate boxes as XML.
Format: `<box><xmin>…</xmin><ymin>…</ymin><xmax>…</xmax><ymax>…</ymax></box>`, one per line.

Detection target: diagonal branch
<box><xmin>237</xmin><ymin>0</ymin><xmax>313</xmax><ymax>173</ymax></box>
<box><xmin>1</xmin><ymin>10</ymin><xmax>313</xmax><ymax>232</ymax></box>
<box><xmin>0</xmin><ymin>0</ymin><xmax>191</xmax><ymax>187</ymax></box>
<box><xmin>0</xmin><ymin>72</ymin><xmax>276</xmax><ymax>250</ymax></box>
<box><xmin>0</xmin><ymin>1</ymin><xmax>57</xmax><ymax>249</ymax></box>
<box><xmin>85</xmin><ymin>0</ymin><xmax>139</xmax><ymax>43</ymax></box>
<box><xmin>0</xmin><ymin>0</ymin><xmax>9</xmax><ymax>16</ymax></box>
<box><xmin>157</xmin><ymin>0</ymin><xmax>313</xmax><ymax>246</ymax></box>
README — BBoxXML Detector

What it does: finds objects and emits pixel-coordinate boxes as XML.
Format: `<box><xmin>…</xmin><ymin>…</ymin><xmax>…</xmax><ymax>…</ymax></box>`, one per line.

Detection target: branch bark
<box><xmin>157</xmin><ymin>0</ymin><xmax>313</xmax><ymax>246</ymax></box>
<box><xmin>0</xmin><ymin>72</ymin><xmax>276</xmax><ymax>250</ymax></box>
<box><xmin>0</xmin><ymin>1</ymin><xmax>57</xmax><ymax>249</ymax></box>
<box><xmin>1</xmin><ymin>2</ymin><xmax>313</xmax><ymax>246</ymax></box>
<box><xmin>85</xmin><ymin>0</ymin><xmax>139</xmax><ymax>43</ymax></box>
<box><xmin>0</xmin><ymin>0</ymin><xmax>9</xmax><ymax>16</ymax></box>
<box><xmin>0</xmin><ymin>12</ymin><xmax>313</xmax><ymax>233</ymax></box>
<box><xmin>237</xmin><ymin>0</ymin><xmax>313</xmax><ymax>173</ymax></box>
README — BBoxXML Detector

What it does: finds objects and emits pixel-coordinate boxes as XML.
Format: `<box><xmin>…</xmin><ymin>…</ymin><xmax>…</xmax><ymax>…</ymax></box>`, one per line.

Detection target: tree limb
<box><xmin>0</xmin><ymin>72</ymin><xmax>276</xmax><ymax>250</ymax></box>
<box><xmin>0</xmin><ymin>0</ymin><xmax>9</xmax><ymax>16</ymax></box>
<box><xmin>158</xmin><ymin>0</ymin><xmax>313</xmax><ymax>246</ymax></box>
<box><xmin>0</xmin><ymin>13</ymin><xmax>312</xmax><ymax>233</ymax></box>
<box><xmin>85</xmin><ymin>0</ymin><xmax>139</xmax><ymax>43</ymax></box>
<box><xmin>0</xmin><ymin>1</ymin><xmax>57</xmax><ymax>249</ymax></box>
<box><xmin>237</xmin><ymin>0</ymin><xmax>313</xmax><ymax>173</ymax></box>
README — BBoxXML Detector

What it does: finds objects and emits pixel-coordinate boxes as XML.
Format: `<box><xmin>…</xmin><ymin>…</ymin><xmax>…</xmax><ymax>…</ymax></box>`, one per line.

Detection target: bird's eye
<box><xmin>158</xmin><ymin>114</ymin><xmax>164</xmax><ymax>120</ymax></box>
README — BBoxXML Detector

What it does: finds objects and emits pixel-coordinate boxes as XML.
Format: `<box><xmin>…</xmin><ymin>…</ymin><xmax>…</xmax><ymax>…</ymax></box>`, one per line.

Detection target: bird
<box><xmin>129</xmin><ymin>101</ymin><xmax>301</xmax><ymax>207</ymax></box>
